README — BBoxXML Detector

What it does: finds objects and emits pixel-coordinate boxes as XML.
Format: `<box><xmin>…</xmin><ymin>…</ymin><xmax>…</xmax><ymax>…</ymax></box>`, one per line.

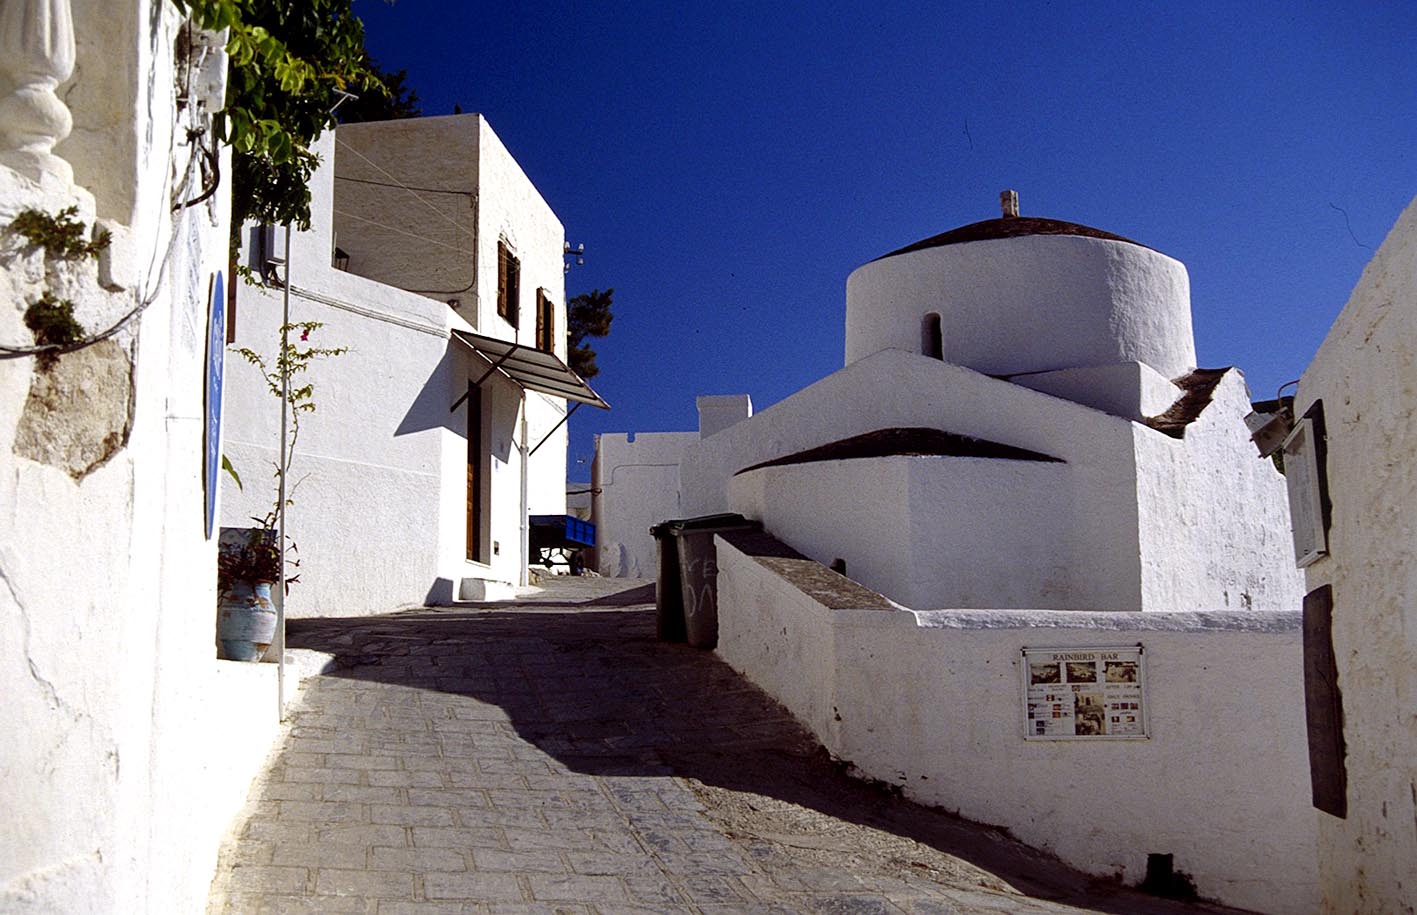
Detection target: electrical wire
<box><xmin>331</xmin><ymin>208</ymin><xmax>469</xmax><ymax>253</ymax></box>
<box><xmin>331</xmin><ymin>135</ymin><xmax>480</xmax><ymax>296</ymax></box>
<box><xmin>334</xmin><ymin>137</ymin><xmax>474</xmax><ymax>238</ymax></box>
<box><xmin>0</xmin><ymin>98</ymin><xmax>206</xmax><ymax>359</ymax></box>
<box><xmin>327</xmin><ymin>208</ymin><xmax>479</xmax><ymax>296</ymax></box>
<box><xmin>334</xmin><ymin>174</ymin><xmax>473</xmax><ymax>196</ymax></box>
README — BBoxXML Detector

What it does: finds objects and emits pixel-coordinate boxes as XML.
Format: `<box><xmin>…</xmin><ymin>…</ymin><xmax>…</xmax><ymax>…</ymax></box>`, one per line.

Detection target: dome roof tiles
<box><xmin>875</xmin><ymin>216</ymin><xmax>1153</xmax><ymax>262</ymax></box>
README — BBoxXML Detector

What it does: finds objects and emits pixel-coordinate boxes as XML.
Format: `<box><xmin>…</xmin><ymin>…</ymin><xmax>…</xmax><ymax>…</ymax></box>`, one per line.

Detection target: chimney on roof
<box><xmin>1000</xmin><ymin>189</ymin><xmax>1019</xmax><ymax>218</ymax></box>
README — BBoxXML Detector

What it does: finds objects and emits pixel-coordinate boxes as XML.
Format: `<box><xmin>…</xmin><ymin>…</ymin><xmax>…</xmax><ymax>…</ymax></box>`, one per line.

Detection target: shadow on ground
<box><xmin>286</xmin><ymin>578</ymin><xmax>1234</xmax><ymax>915</ymax></box>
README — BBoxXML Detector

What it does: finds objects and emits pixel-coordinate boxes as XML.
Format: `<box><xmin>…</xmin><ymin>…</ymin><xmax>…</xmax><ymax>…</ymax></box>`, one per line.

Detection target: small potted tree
<box><xmin>216</xmin><ymin>319</ymin><xmax>336</xmax><ymax>660</ymax></box>
<box><xmin>216</xmin><ymin>526</ymin><xmax>289</xmax><ymax>661</ymax></box>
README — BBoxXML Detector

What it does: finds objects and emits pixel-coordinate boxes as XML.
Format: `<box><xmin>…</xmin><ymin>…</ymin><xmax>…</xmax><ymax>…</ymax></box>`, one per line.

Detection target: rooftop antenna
<box><xmin>1000</xmin><ymin>189</ymin><xmax>1019</xmax><ymax>218</ymax></box>
<box><xmin>330</xmin><ymin>88</ymin><xmax>358</xmax><ymax>115</ymax></box>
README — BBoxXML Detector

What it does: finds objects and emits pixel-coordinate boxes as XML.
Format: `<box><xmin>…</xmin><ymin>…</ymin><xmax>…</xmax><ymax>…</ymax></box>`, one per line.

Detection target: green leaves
<box><xmin>173</xmin><ymin>0</ymin><xmax>378</xmax><ymax>229</ymax></box>
<box><xmin>9</xmin><ymin>206</ymin><xmax>111</xmax><ymax>260</ymax></box>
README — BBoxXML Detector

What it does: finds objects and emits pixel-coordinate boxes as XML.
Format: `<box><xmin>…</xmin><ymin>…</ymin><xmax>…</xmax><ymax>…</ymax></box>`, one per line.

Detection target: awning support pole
<box><xmin>519</xmin><ymin>402</ymin><xmax>529</xmax><ymax>588</ymax></box>
<box><xmin>529</xmin><ymin>401</ymin><xmax>581</xmax><ymax>457</ymax></box>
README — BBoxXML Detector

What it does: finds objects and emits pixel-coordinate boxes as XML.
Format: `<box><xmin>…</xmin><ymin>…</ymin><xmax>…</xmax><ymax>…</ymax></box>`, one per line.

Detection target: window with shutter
<box><xmin>535</xmin><ymin>289</ymin><xmax>555</xmax><ymax>352</ymax></box>
<box><xmin>496</xmin><ymin>240</ymin><xmax>520</xmax><ymax>328</ymax></box>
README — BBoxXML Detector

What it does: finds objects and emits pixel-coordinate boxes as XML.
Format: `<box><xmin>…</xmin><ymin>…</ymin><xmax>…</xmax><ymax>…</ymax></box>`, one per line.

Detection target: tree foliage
<box><xmin>171</xmin><ymin>0</ymin><xmax>379</xmax><ymax>231</ymax></box>
<box><xmin>567</xmin><ymin>288</ymin><xmax>613</xmax><ymax>379</ymax></box>
<box><xmin>337</xmin><ymin>57</ymin><xmax>422</xmax><ymax>123</ymax></box>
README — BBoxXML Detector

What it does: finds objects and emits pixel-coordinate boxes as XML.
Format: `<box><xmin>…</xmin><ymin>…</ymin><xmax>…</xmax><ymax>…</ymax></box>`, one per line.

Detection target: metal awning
<box><xmin>451</xmin><ymin>329</ymin><xmax>610</xmax><ymax>409</ymax></box>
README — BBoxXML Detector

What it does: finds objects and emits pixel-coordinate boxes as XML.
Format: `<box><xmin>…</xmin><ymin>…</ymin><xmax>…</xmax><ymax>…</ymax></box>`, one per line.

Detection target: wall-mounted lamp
<box><xmin>1246</xmin><ymin>385</ymin><xmax>1299</xmax><ymax>458</ymax></box>
<box><xmin>1245</xmin><ymin>409</ymin><xmax>1292</xmax><ymax>458</ymax></box>
<box><xmin>447</xmin><ymin>298</ymin><xmax>462</xmax><ymax>310</ymax></box>
<box><xmin>333</xmin><ymin>246</ymin><xmax>350</xmax><ymax>271</ymax></box>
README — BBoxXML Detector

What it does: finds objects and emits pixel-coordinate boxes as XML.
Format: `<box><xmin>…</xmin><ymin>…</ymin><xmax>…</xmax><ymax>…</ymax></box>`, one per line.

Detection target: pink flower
<box><xmin>300</xmin><ymin>328</ymin><xmax>309</xmax><ymax>341</ymax></box>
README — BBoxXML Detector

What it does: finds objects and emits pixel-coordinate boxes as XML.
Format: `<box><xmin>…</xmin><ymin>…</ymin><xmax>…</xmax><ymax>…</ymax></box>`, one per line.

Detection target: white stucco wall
<box><xmin>1010</xmin><ymin>360</ymin><xmax>1180</xmax><ymax>421</ymax></box>
<box><xmin>716</xmin><ymin>539</ymin><xmax>1318</xmax><ymax>914</ymax></box>
<box><xmin>332</xmin><ymin>116</ymin><xmax>479</xmax><ymax>298</ymax></box>
<box><xmin>1</xmin><ymin>4</ymin><xmax>283</xmax><ymax>912</ymax></box>
<box><xmin>592</xmin><ymin>431</ymin><xmax>699</xmax><ymax>577</ymax></box>
<box><xmin>688</xmin><ymin>347</ymin><xmax>1299</xmax><ymax>614</ymax></box>
<box><xmin>1133</xmin><ymin>370</ymin><xmax>1304</xmax><ymax>614</ymax></box>
<box><xmin>683</xmin><ymin>349</ymin><xmax>1147</xmax><ymax>607</ymax></box>
<box><xmin>696</xmin><ymin>393</ymin><xmax>752</xmax><ymax>438</ymax></box>
<box><xmin>1295</xmin><ymin>195</ymin><xmax>1417</xmax><ymax>913</ymax></box>
<box><xmin>845</xmin><ymin>235</ymin><xmax>1196</xmax><ymax>379</ymax></box>
<box><xmin>731</xmin><ymin>456</ymin><xmax>1091</xmax><ymax>610</ymax></box>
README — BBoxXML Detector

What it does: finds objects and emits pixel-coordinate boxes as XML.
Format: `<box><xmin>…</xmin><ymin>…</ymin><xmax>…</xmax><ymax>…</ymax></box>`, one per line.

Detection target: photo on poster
<box><xmin>1105</xmin><ymin>660</ymin><xmax>1139</xmax><ymax>683</ymax></box>
<box><xmin>1030</xmin><ymin>662</ymin><xmax>1061</xmax><ymax>684</ymax></box>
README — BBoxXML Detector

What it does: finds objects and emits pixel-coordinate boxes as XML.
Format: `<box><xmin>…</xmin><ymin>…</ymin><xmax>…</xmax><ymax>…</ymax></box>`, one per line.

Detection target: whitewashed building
<box><xmin>222</xmin><ymin>115</ymin><xmax>604</xmax><ymax>613</ymax></box>
<box><xmin>604</xmin><ymin>195</ymin><xmax>1317</xmax><ymax>910</ymax></box>
<box><xmin>1288</xmin><ymin>196</ymin><xmax>1417</xmax><ymax>913</ymax></box>
<box><xmin>0</xmin><ymin>2</ymin><xmax>286</xmax><ymax>911</ymax></box>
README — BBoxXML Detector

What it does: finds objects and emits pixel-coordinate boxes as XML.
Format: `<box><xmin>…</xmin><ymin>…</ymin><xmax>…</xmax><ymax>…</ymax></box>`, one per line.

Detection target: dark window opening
<box><xmin>922</xmin><ymin>312</ymin><xmax>943</xmax><ymax>359</ymax></box>
<box><xmin>496</xmin><ymin>240</ymin><xmax>520</xmax><ymax>328</ymax></box>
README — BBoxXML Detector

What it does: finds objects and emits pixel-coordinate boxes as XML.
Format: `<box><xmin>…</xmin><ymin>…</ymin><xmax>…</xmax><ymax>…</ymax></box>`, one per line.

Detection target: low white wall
<box><xmin>1296</xmin><ymin>195</ymin><xmax>1417</xmax><ymax>912</ymax></box>
<box><xmin>716</xmin><ymin>536</ymin><xmax>1318</xmax><ymax>914</ymax></box>
<box><xmin>593</xmin><ymin>431</ymin><xmax>698</xmax><ymax>577</ymax></box>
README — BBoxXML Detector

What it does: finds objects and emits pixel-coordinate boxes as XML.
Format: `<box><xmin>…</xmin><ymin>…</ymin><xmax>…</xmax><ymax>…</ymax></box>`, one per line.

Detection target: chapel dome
<box><xmin>844</xmin><ymin>192</ymin><xmax>1197</xmax><ymax>380</ymax></box>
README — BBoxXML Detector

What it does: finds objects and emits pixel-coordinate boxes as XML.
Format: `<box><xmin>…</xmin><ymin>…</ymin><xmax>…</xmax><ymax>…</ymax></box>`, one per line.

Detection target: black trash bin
<box><xmin>668</xmin><ymin>513</ymin><xmax>762</xmax><ymax>649</ymax></box>
<box><xmin>649</xmin><ymin>520</ymin><xmax>686</xmax><ymax>642</ymax></box>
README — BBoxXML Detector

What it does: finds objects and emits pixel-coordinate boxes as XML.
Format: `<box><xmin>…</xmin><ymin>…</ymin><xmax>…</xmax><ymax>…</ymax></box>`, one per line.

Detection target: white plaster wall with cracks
<box><xmin>715</xmin><ymin>537</ymin><xmax>1319</xmax><ymax>914</ymax></box>
<box><xmin>0</xmin><ymin>2</ymin><xmax>285</xmax><ymax>912</ymax></box>
<box><xmin>1293</xmin><ymin>195</ymin><xmax>1417</xmax><ymax>913</ymax></box>
<box><xmin>224</xmin><ymin>116</ymin><xmax>577</xmax><ymax>613</ymax></box>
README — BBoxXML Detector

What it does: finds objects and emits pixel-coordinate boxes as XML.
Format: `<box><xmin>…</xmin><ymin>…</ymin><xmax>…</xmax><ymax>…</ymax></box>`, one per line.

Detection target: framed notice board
<box><xmin>1022</xmin><ymin>645</ymin><xmax>1148</xmax><ymax>740</ymax></box>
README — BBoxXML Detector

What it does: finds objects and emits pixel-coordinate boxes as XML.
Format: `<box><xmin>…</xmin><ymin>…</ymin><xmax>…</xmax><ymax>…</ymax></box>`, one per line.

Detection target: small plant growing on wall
<box><xmin>5</xmin><ymin>207</ymin><xmax>113</xmax><ymax>365</ymax></box>
<box><xmin>231</xmin><ymin>320</ymin><xmax>347</xmax><ymax>533</ymax></box>
<box><xmin>10</xmin><ymin>206</ymin><xmax>111</xmax><ymax>260</ymax></box>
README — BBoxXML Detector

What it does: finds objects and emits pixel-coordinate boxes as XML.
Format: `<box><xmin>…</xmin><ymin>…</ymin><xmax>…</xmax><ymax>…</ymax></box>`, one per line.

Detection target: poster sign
<box><xmin>204</xmin><ymin>271</ymin><xmax>226</xmax><ymax>540</ymax></box>
<box><xmin>1022</xmin><ymin>645</ymin><xmax>1147</xmax><ymax>740</ymax></box>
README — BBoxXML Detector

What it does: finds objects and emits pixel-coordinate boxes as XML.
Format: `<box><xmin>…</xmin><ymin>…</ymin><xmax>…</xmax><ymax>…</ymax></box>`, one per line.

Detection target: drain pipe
<box><xmin>519</xmin><ymin>399</ymin><xmax>529</xmax><ymax>587</ymax></box>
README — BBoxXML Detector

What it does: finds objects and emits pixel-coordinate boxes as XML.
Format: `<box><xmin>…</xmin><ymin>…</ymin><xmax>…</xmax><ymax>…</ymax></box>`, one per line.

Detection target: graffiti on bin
<box><xmin>682</xmin><ymin>558</ymin><xmax>717</xmax><ymax>620</ymax></box>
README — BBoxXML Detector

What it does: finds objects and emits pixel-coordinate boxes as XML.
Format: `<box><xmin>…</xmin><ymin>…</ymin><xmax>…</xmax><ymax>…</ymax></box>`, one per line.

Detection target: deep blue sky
<box><xmin>352</xmin><ymin>1</ymin><xmax>1416</xmax><ymax>482</ymax></box>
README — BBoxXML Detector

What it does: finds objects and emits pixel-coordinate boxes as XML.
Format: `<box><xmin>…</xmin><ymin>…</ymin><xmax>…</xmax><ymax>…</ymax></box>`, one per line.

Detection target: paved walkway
<box><xmin>208</xmin><ymin>577</ymin><xmax>1241</xmax><ymax>915</ymax></box>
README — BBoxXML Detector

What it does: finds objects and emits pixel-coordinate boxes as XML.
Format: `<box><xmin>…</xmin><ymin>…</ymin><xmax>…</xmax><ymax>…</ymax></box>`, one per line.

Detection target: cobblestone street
<box><xmin>208</xmin><ymin>578</ymin><xmax>1242</xmax><ymax>914</ymax></box>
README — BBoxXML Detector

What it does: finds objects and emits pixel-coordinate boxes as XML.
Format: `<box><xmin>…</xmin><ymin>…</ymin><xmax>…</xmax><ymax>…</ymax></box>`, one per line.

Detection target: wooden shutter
<box><xmin>506</xmin><ymin>251</ymin><xmax>520</xmax><ymax>329</ymax></box>
<box><xmin>496</xmin><ymin>241</ymin><xmax>509</xmax><ymax>319</ymax></box>
<box><xmin>535</xmin><ymin>289</ymin><xmax>554</xmax><ymax>352</ymax></box>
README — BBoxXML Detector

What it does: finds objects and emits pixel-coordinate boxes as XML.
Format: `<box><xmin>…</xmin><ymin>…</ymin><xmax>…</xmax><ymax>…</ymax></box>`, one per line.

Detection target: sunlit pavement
<box><xmin>207</xmin><ymin>576</ymin><xmax>1244</xmax><ymax>915</ymax></box>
